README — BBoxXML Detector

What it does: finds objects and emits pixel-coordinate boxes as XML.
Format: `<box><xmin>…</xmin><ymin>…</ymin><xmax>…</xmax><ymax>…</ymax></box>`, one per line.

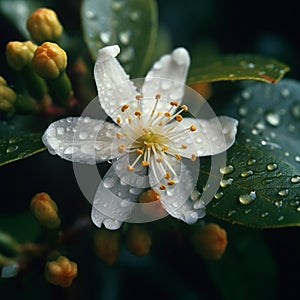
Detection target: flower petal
<box><xmin>173</xmin><ymin>116</ymin><xmax>238</xmax><ymax>157</ymax></box>
<box><xmin>94</xmin><ymin>45</ymin><xmax>137</xmax><ymax>123</ymax></box>
<box><xmin>42</xmin><ymin>117</ymin><xmax>121</xmax><ymax>164</ymax></box>
<box><xmin>91</xmin><ymin>162</ymin><xmax>144</xmax><ymax>229</ymax></box>
<box><xmin>141</xmin><ymin>48</ymin><xmax>190</xmax><ymax>114</ymax></box>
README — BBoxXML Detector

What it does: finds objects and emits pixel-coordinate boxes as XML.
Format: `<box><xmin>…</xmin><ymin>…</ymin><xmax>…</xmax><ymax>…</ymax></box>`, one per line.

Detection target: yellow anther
<box><xmin>135</xmin><ymin>94</ymin><xmax>143</xmax><ymax>100</ymax></box>
<box><xmin>155</xmin><ymin>93</ymin><xmax>161</xmax><ymax>100</ymax></box>
<box><xmin>181</xmin><ymin>105</ymin><xmax>188</xmax><ymax>111</ymax></box>
<box><xmin>175</xmin><ymin>153</ymin><xmax>182</xmax><ymax>160</ymax></box>
<box><xmin>156</xmin><ymin>157</ymin><xmax>163</xmax><ymax>163</ymax></box>
<box><xmin>170</xmin><ymin>101</ymin><xmax>179</xmax><ymax>107</ymax></box>
<box><xmin>181</xmin><ymin>144</ymin><xmax>187</xmax><ymax>149</ymax></box>
<box><xmin>167</xmin><ymin>180</ymin><xmax>176</xmax><ymax>186</ymax></box>
<box><xmin>121</xmin><ymin>104</ymin><xmax>129</xmax><ymax>112</ymax></box>
<box><xmin>161</xmin><ymin>145</ymin><xmax>169</xmax><ymax>152</ymax></box>
<box><xmin>118</xmin><ymin>144</ymin><xmax>125</xmax><ymax>153</ymax></box>
<box><xmin>116</xmin><ymin>117</ymin><xmax>121</xmax><ymax>124</ymax></box>
<box><xmin>165</xmin><ymin>172</ymin><xmax>171</xmax><ymax>180</ymax></box>
<box><xmin>164</xmin><ymin>112</ymin><xmax>171</xmax><ymax>118</ymax></box>
<box><xmin>136</xmin><ymin>149</ymin><xmax>143</xmax><ymax>155</ymax></box>
<box><xmin>191</xmin><ymin>154</ymin><xmax>197</xmax><ymax>161</ymax></box>
<box><xmin>116</xmin><ymin>132</ymin><xmax>123</xmax><ymax>139</ymax></box>
<box><xmin>127</xmin><ymin>165</ymin><xmax>135</xmax><ymax>172</ymax></box>
<box><xmin>175</xmin><ymin>115</ymin><xmax>183</xmax><ymax>122</ymax></box>
<box><xmin>142</xmin><ymin>161</ymin><xmax>150</xmax><ymax>167</ymax></box>
<box><xmin>159</xmin><ymin>184</ymin><xmax>166</xmax><ymax>190</ymax></box>
<box><xmin>189</xmin><ymin>125</ymin><xmax>197</xmax><ymax>132</ymax></box>
<box><xmin>135</xmin><ymin>110</ymin><xmax>142</xmax><ymax>117</ymax></box>
<box><xmin>127</xmin><ymin>117</ymin><xmax>132</xmax><ymax>124</ymax></box>
<box><xmin>157</xmin><ymin>112</ymin><xmax>163</xmax><ymax>116</ymax></box>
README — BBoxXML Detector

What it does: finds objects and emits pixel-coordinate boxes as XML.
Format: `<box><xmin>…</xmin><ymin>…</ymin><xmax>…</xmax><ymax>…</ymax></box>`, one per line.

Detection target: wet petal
<box><xmin>42</xmin><ymin>117</ymin><xmax>121</xmax><ymax>164</ymax></box>
<box><xmin>173</xmin><ymin>116</ymin><xmax>238</xmax><ymax>157</ymax></box>
<box><xmin>94</xmin><ymin>45</ymin><xmax>137</xmax><ymax>123</ymax></box>
<box><xmin>141</xmin><ymin>48</ymin><xmax>190</xmax><ymax>114</ymax></box>
<box><xmin>91</xmin><ymin>163</ymin><xmax>144</xmax><ymax>229</ymax></box>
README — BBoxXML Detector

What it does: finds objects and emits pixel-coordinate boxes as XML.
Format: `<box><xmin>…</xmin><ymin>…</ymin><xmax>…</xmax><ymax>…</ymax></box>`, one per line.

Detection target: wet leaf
<box><xmin>202</xmin><ymin>79</ymin><xmax>300</xmax><ymax>228</ymax></box>
<box><xmin>81</xmin><ymin>0</ymin><xmax>158</xmax><ymax>78</ymax></box>
<box><xmin>188</xmin><ymin>54</ymin><xmax>290</xmax><ymax>85</ymax></box>
<box><xmin>0</xmin><ymin>133</ymin><xmax>46</xmax><ymax>167</ymax></box>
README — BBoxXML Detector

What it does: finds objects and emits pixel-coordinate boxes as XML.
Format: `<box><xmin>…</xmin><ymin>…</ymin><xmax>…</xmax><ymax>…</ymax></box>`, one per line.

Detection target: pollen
<box><xmin>127</xmin><ymin>165</ymin><xmax>135</xmax><ymax>172</ymax></box>
<box><xmin>175</xmin><ymin>115</ymin><xmax>183</xmax><ymax>122</ymax></box>
<box><xmin>189</xmin><ymin>125</ymin><xmax>197</xmax><ymax>132</ymax></box>
<box><xmin>142</xmin><ymin>161</ymin><xmax>150</xmax><ymax>167</ymax></box>
<box><xmin>121</xmin><ymin>104</ymin><xmax>129</xmax><ymax>112</ymax></box>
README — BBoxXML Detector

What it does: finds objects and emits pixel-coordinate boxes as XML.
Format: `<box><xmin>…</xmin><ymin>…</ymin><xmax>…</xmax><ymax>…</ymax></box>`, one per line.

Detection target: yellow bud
<box><xmin>94</xmin><ymin>229</ymin><xmax>120</xmax><ymax>266</ymax></box>
<box><xmin>26</xmin><ymin>8</ymin><xmax>63</xmax><ymax>44</ymax></box>
<box><xmin>32</xmin><ymin>42</ymin><xmax>67</xmax><ymax>79</ymax></box>
<box><xmin>126</xmin><ymin>225</ymin><xmax>152</xmax><ymax>256</ymax></box>
<box><xmin>45</xmin><ymin>256</ymin><xmax>78</xmax><ymax>287</ymax></box>
<box><xmin>0</xmin><ymin>77</ymin><xmax>16</xmax><ymax>114</ymax></box>
<box><xmin>192</xmin><ymin>223</ymin><xmax>227</xmax><ymax>260</ymax></box>
<box><xmin>30</xmin><ymin>192</ymin><xmax>61</xmax><ymax>229</ymax></box>
<box><xmin>6</xmin><ymin>41</ymin><xmax>37</xmax><ymax>71</ymax></box>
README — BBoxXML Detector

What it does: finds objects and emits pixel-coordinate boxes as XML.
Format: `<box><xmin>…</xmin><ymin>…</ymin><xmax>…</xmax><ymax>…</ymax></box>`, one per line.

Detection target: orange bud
<box><xmin>30</xmin><ymin>192</ymin><xmax>61</xmax><ymax>229</ymax></box>
<box><xmin>32</xmin><ymin>42</ymin><xmax>67</xmax><ymax>79</ymax></box>
<box><xmin>94</xmin><ymin>229</ymin><xmax>120</xmax><ymax>266</ymax></box>
<box><xmin>192</xmin><ymin>223</ymin><xmax>227</xmax><ymax>260</ymax></box>
<box><xmin>45</xmin><ymin>256</ymin><xmax>77</xmax><ymax>287</ymax></box>
<box><xmin>126</xmin><ymin>225</ymin><xmax>152</xmax><ymax>256</ymax></box>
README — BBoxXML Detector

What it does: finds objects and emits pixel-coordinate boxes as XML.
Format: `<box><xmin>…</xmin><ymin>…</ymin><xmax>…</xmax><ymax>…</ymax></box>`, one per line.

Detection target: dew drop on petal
<box><xmin>103</xmin><ymin>176</ymin><xmax>116</xmax><ymax>189</ymax></box>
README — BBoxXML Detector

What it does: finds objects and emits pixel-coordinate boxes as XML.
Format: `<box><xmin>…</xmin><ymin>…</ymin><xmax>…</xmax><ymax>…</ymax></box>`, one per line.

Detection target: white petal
<box><xmin>173</xmin><ymin>116</ymin><xmax>238</xmax><ymax>157</ymax></box>
<box><xmin>94</xmin><ymin>45</ymin><xmax>137</xmax><ymax>123</ymax></box>
<box><xmin>141</xmin><ymin>48</ymin><xmax>190</xmax><ymax>114</ymax></box>
<box><xmin>42</xmin><ymin>117</ymin><xmax>121</xmax><ymax>164</ymax></box>
<box><xmin>91</xmin><ymin>163</ymin><xmax>144</xmax><ymax>229</ymax></box>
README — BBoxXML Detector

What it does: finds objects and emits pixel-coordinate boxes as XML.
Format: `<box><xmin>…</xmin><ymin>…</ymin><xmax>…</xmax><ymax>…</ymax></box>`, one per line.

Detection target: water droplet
<box><xmin>274</xmin><ymin>200</ymin><xmax>283</xmax><ymax>208</ymax></box>
<box><xmin>220</xmin><ymin>165</ymin><xmax>234</xmax><ymax>175</ymax></box>
<box><xmin>8</xmin><ymin>138</ymin><xmax>17</xmax><ymax>144</ymax></box>
<box><xmin>79</xmin><ymin>132</ymin><xmax>88</xmax><ymax>140</ymax></box>
<box><xmin>99</xmin><ymin>31</ymin><xmax>111</xmax><ymax>44</ymax></box>
<box><xmin>248</xmin><ymin>63</ymin><xmax>255</xmax><ymax>69</ymax></box>
<box><xmin>111</xmin><ymin>1</ymin><xmax>123</xmax><ymax>11</ymax></box>
<box><xmin>121</xmin><ymin>199</ymin><xmax>131</xmax><ymax>207</ymax></box>
<box><xmin>129</xmin><ymin>187</ymin><xmax>140</xmax><ymax>195</ymax></box>
<box><xmin>220</xmin><ymin>178</ymin><xmax>233</xmax><ymax>188</ymax></box>
<box><xmin>64</xmin><ymin>146</ymin><xmax>78</xmax><ymax>155</ymax></box>
<box><xmin>238</xmin><ymin>104</ymin><xmax>248</xmax><ymax>116</ymax></box>
<box><xmin>130</xmin><ymin>10</ymin><xmax>140</xmax><ymax>21</ymax></box>
<box><xmin>280</xmin><ymin>88</ymin><xmax>290</xmax><ymax>98</ymax></box>
<box><xmin>86</xmin><ymin>10</ymin><xmax>96</xmax><ymax>19</ymax></box>
<box><xmin>227</xmin><ymin>210</ymin><xmax>236</xmax><ymax>217</ymax></box>
<box><xmin>193</xmin><ymin>200</ymin><xmax>205</xmax><ymax>209</ymax></box>
<box><xmin>239</xmin><ymin>191</ymin><xmax>256</xmax><ymax>205</ymax></box>
<box><xmin>191</xmin><ymin>190</ymin><xmax>200</xmax><ymax>201</ymax></box>
<box><xmin>291</xmin><ymin>102</ymin><xmax>300</xmax><ymax>119</ymax></box>
<box><xmin>265</xmin><ymin>110</ymin><xmax>281</xmax><ymax>127</ymax></box>
<box><xmin>214</xmin><ymin>192</ymin><xmax>223</xmax><ymax>200</ymax></box>
<box><xmin>266</xmin><ymin>163</ymin><xmax>278</xmax><ymax>171</ymax></box>
<box><xmin>119</xmin><ymin>30</ymin><xmax>131</xmax><ymax>45</ymax></box>
<box><xmin>6</xmin><ymin>145</ymin><xmax>19</xmax><ymax>153</ymax></box>
<box><xmin>261</xmin><ymin>212</ymin><xmax>269</xmax><ymax>218</ymax></box>
<box><xmin>289</xmin><ymin>200</ymin><xmax>300</xmax><ymax>207</ymax></box>
<box><xmin>247</xmin><ymin>158</ymin><xmax>256</xmax><ymax>166</ymax></box>
<box><xmin>291</xmin><ymin>175</ymin><xmax>300</xmax><ymax>184</ymax></box>
<box><xmin>244</xmin><ymin>209</ymin><xmax>252</xmax><ymax>214</ymax></box>
<box><xmin>240</xmin><ymin>170</ymin><xmax>253</xmax><ymax>178</ymax></box>
<box><xmin>202</xmin><ymin>183</ymin><xmax>210</xmax><ymax>191</ymax></box>
<box><xmin>261</xmin><ymin>178</ymin><xmax>274</xmax><ymax>185</ymax></box>
<box><xmin>241</xmin><ymin>90</ymin><xmax>251</xmax><ymax>100</ymax></box>
<box><xmin>278</xmin><ymin>189</ymin><xmax>289</xmax><ymax>197</ymax></box>
<box><xmin>56</xmin><ymin>127</ymin><xmax>65</xmax><ymax>135</ymax></box>
<box><xmin>103</xmin><ymin>177</ymin><xmax>115</xmax><ymax>189</ymax></box>
<box><xmin>295</xmin><ymin>155</ymin><xmax>300</xmax><ymax>163</ymax></box>
<box><xmin>277</xmin><ymin>216</ymin><xmax>284</xmax><ymax>222</ymax></box>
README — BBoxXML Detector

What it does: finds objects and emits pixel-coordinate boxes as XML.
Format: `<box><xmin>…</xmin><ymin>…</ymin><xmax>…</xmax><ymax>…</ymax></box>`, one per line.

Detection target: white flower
<box><xmin>42</xmin><ymin>45</ymin><xmax>238</xmax><ymax>230</ymax></box>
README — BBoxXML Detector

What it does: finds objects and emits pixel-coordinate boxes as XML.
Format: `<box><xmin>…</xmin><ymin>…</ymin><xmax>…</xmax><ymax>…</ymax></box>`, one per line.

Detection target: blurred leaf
<box><xmin>206</xmin><ymin>226</ymin><xmax>278</xmax><ymax>300</ymax></box>
<box><xmin>203</xmin><ymin>79</ymin><xmax>300</xmax><ymax>228</ymax></box>
<box><xmin>0</xmin><ymin>0</ymin><xmax>51</xmax><ymax>38</ymax></box>
<box><xmin>81</xmin><ymin>0</ymin><xmax>158</xmax><ymax>77</ymax></box>
<box><xmin>0</xmin><ymin>133</ymin><xmax>45</xmax><ymax>167</ymax></box>
<box><xmin>188</xmin><ymin>54</ymin><xmax>290</xmax><ymax>84</ymax></box>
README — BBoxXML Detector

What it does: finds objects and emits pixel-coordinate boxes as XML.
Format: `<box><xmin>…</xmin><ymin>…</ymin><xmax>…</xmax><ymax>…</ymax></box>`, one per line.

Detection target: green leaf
<box><xmin>81</xmin><ymin>0</ymin><xmax>158</xmax><ymax>78</ymax></box>
<box><xmin>0</xmin><ymin>133</ymin><xmax>46</xmax><ymax>167</ymax></box>
<box><xmin>188</xmin><ymin>54</ymin><xmax>290</xmax><ymax>85</ymax></box>
<box><xmin>203</xmin><ymin>79</ymin><xmax>300</xmax><ymax>228</ymax></box>
<box><xmin>0</xmin><ymin>0</ymin><xmax>51</xmax><ymax>38</ymax></box>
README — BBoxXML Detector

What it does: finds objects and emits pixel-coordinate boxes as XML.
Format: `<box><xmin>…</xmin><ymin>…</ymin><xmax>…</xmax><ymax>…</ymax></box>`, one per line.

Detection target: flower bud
<box><xmin>94</xmin><ymin>228</ymin><xmax>120</xmax><ymax>266</ymax></box>
<box><xmin>139</xmin><ymin>189</ymin><xmax>167</xmax><ymax>218</ymax></box>
<box><xmin>0</xmin><ymin>77</ymin><xmax>16</xmax><ymax>114</ymax></box>
<box><xmin>126</xmin><ymin>225</ymin><xmax>152</xmax><ymax>256</ymax></box>
<box><xmin>26</xmin><ymin>8</ymin><xmax>63</xmax><ymax>44</ymax></box>
<box><xmin>30</xmin><ymin>192</ymin><xmax>61</xmax><ymax>229</ymax></box>
<box><xmin>32</xmin><ymin>42</ymin><xmax>67</xmax><ymax>79</ymax></box>
<box><xmin>45</xmin><ymin>256</ymin><xmax>78</xmax><ymax>287</ymax></box>
<box><xmin>192</xmin><ymin>223</ymin><xmax>227</xmax><ymax>260</ymax></box>
<box><xmin>6</xmin><ymin>41</ymin><xmax>37</xmax><ymax>71</ymax></box>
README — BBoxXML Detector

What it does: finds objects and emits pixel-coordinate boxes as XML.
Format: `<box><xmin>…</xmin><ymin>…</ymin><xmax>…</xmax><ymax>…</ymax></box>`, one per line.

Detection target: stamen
<box><xmin>135</xmin><ymin>110</ymin><xmax>142</xmax><ymax>117</ymax></box>
<box><xmin>127</xmin><ymin>165</ymin><xmax>135</xmax><ymax>171</ymax></box>
<box><xmin>155</xmin><ymin>93</ymin><xmax>161</xmax><ymax>100</ymax></box>
<box><xmin>164</xmin><ymin>112</ymin><xmax>171</xmax><ymax>118</ymax></box>
<box><xmin>161</xmin><ymin>145</ymin><xmax>169</xmax><ymax>152</ymax></box>
<box><xmin>121</xmin><ymin>104</ymin><xmax>129</xmax><ymax>112</ymax></box>
<box><xmin>189</xmin><ymin>125</ymin><xmax>197</xmax><ymax>132</ymax></box>
<box><xmin>142</xmin><ymin>161</ymin><xmax>149</xmax><ymax>167</ymax></box>
<box><xmin>175</xmin><ymin>115</ymin><xmax>183</xmax><ymax>122</ymax></box>
<box><xmin>156</xmin><ymin>157</ymin><xmax>163</xmax><ymax>163</ymax></box>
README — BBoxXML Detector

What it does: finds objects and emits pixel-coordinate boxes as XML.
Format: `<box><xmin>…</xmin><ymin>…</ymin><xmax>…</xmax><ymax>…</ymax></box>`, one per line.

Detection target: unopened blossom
<box><xmin>42</xmin><ymin>45</ymin><xmax>238</xmax><ymax>229</ymax></box>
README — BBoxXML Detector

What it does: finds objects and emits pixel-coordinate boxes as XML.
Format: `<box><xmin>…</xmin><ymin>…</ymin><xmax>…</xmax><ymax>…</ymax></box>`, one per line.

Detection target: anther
<box><xmin>189</xmin><ymin>125</ymin><xmax>197</xmax><ymax>132</ymax></box>
<box><xmin>165</xmin><ymin>172</ymin><xmax>171</xmax><ymax>180</ymax></box>
<box><xmin>136</xmin><ymin>149</ymin><xmax>143</xmax><ymax>155</ymax></box>
<box><xmin>135</xmin><ymin>110</ymin><xmax>142</xmax><ymax>117</ymax></box>
<box><xmin>175</xmin><ymin>115</ymin><xmax>183</xmax><ymax>122</ymax></box>
<box><xmin>175</xmin><ymin>153</ymin><xmax>181</xmax><ymax>160</ymax></box>
<box><xmin>170</xmin><ymin>101</ymin><xmax>179</xmax><ymax>107</ymax></box>
<box><xmin>156</xmin><ymin>157</ymin><xmax>163</xmax><ymax>163</ymax></box>
<box><xmin>164</xmin><ymin>112</ymin><xmax>171</xmax><ymax>118</ymax></box>
<box><xmin>118</xmin><ymin>144</ymin><xmax>125</xmax><ymax>153</ymax></box>
<box><xmin>181</xmin><ymin>144</ymin><xmax>187</xmax><ymax>149</ymax></box>
<box><xmin>135</xmin><ymin>94</ymin><xmax>143</xmax><ymax>100</ymax></box>
<box><xmin>159</xmin><ymin>184</ymin><xmax>166</xmax><ymax>190</ymax></box>
<box><xmin>121</xmin><ymin>104</ymin><xmax>129</xmax><ymax>112</ymax></box>
<box><xmin>167</xmin><ymin>180</ymin><xmax>176</xmax><ymax>186</ymax></box>
<box><xmin>116</xmin><ymin>117</ymin><xmax>121</xmax><ymax>124</ymax></box>
<box><xmin>181</xmin><ymin>105</ymin><xmax>188</xmax><ymax>111</ymax></box>
<box><xmin>116</xmin><ymin>132</ymin><xmax>123</xmax><ymax>139</ymax></box>
<box><xmin>161</xmin><ymin>145</ymin><xmax>169</xmax><ymax>152</ymax></box>
<box><xmin>127</xmin><ymin>165</ymin><xmax>135</xmax><ymax>172</ymax></box>
<box><xmin>142</xmin><ymin>161</ymin><xmax>149</xmax><ymax>167</ymax></box>
<box><xmin>191</xmin><ymin>154</ymin><xmax>197</xmax><ymax>161</ymax></box>
<box><xmin>155</xmin><ymin>93</ymin><xmax>161</xmax><ymax>100</ymax></box>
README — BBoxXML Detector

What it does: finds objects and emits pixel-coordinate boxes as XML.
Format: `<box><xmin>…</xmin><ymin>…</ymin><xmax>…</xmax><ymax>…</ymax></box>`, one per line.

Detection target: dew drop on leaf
<box><xmin>266</xmin><ymin>163</ymin><xmax>278</xmax><ymax>171</ymax></box>
<box><xmin>261</xmin><ymin>212</ymin><xmax>269</xmax><ymax>218</ymax></box>
<box><xmin>240</xmin><ymin>170</ymin><xmax>254</xmax><ymax>178</ymax></box>
<box><xmin>291</xmin><ymin>175</ymin><xmax>300</xmax><ymax>183</ymax></box>
<box><xmin>239</xmin><ymin>191</ymin><xmax>256</xmax><ymax>205</ymax></box>
<box><xmin>278</xmin><ymin>189</ymin><xmax>289</xmax><ymax>197</ymax></box>
<box><xmin>291</xmin><ymin>102</ymin><xmax>300</xmax><ymax>119</ymax></box>
<box><xmin>265</xmin><ymin>110</ymin><xmax>281</xmax><ymax>127</ymax></box>
<box><xmin>247</xmin><ymin>158</ymin><xmax>256</xmax><ymax>166</ymax></box>
<box><xmin>220</xmin><ymin>178</ymin><xmax>233</xmax><ymax>188</ymax></box>
<box><xmin>219</xmin><ymin>165</ymin><xmax>234</xmax><ymax>175</ymax></box>
<box><xmin>214</xmin><ymin>191</ymin><xmax>224</xmax><ymax>200</ymax></box>
<box><xmin>6</xmin><ymin>145</ymin><xmax>19</xmax><ymax>153</ymax></box>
